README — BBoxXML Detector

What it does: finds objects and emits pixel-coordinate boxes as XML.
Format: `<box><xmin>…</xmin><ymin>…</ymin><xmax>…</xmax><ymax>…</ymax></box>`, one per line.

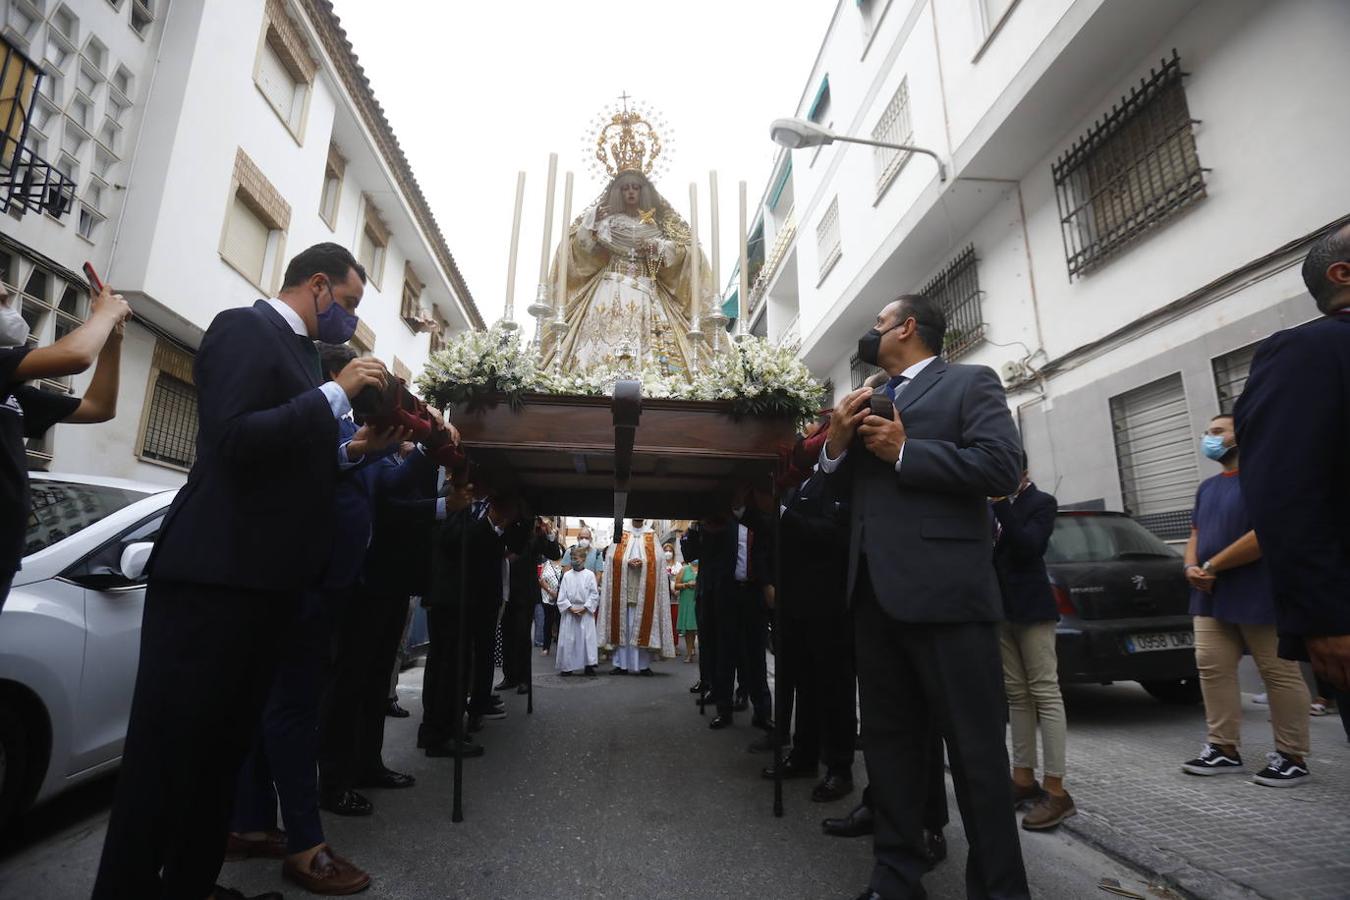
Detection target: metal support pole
<box><xmin>452</xmin><ymin>514</ymin><xmax>469</xmax><ymax>823</ymax></box>
<box><xmin>527</xmin><ymin>581</ymin><xmax>535</xmax><ymax>714</ymax></box>
<box><xmin>771</xmin><ymin>471</ymin><xmax>784</xmax><ymax>818</ymax></box>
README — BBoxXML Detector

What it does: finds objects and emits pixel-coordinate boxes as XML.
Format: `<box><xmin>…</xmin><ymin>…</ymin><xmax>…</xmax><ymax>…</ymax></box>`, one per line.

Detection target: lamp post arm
<box><xmin>829</xmin><ymin>135</ymin><xmax>947</xmax><ymax>182</ymax></box>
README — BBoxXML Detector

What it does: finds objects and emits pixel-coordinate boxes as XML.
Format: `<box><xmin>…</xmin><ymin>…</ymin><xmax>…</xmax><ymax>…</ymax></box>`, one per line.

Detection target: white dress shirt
<box><xmin>264</xmin><ymin>298</ymin><xmax>352</xmax><ymax>420</ymax></box>
<box><xmin>820</xmin><ymin>355</ymin><xmax>938</xmax><ymax>474</ymax></box>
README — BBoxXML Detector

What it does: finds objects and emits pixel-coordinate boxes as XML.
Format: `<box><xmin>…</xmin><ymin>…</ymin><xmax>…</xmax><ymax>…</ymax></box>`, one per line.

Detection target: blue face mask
<box><xmin>315</xmin><ymin>282</ymin><xmax>359</xmax><ymax>344</ymax></box>
<box><xmin>1201</xmin><ymin>434</ymin><xmax>1231</xmax><ymax>461</ymax></box>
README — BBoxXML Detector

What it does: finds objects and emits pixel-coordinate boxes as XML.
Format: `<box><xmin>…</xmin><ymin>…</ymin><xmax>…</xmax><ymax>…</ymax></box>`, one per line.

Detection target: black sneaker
<box><xmin>1252</xmin><ymin>751</ymin><xmax>1309</xmax><ymax>787</ymax></box>
<box><xmin>471</xmin><ymin>706</ymin><xmax>507</xmax><ymax>720</ymax></box>
<box><xmin>1181</xmin><ymin>743</ymin><xmax>1244</xmax><ymax>775</ymax></box>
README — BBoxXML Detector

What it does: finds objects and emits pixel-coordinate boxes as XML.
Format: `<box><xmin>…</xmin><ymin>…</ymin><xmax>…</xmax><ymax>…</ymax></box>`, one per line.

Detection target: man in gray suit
<box><xmin>822</xmin><ymin>293</ymin><xmax>1028</xmax><ymax>900</ymax></box>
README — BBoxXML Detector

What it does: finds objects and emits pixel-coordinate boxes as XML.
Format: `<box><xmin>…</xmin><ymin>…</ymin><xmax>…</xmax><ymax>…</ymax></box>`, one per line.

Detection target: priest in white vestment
<box><xmin>555</xmin><ymin>546</ymin><xmax>600</xmax><ymax>675</ymax></box>
<box><xmin>600</xmin><ymin>518</ymin><xmax>675</xmax><ymax>674</ymax></box>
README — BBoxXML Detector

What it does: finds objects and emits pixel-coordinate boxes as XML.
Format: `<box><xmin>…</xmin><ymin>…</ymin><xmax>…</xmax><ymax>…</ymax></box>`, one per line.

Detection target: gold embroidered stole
<box><xmin>609</xmin><ymin>531</ymin><xmax>659</xmax><ymax>647</ymax></box>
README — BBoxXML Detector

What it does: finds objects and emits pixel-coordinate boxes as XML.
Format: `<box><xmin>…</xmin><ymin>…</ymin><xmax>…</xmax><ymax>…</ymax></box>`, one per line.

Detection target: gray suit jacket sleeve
<box><xmin>896</xmin><ymin>366</ymin><xmax>1021</xmax><ymax>497</ymax></box>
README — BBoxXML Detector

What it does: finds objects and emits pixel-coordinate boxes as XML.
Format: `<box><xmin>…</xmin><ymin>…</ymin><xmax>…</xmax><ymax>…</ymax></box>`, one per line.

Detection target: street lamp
<box><xmin>769</xmin><ymin>117</ymin><xmax>947</xmax><ymax>183</ymax></box>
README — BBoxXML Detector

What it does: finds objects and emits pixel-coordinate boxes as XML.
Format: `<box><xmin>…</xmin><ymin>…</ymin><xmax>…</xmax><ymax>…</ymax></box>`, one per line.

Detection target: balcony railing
<box><xmin>777</xmin><ymin>313</ymin><xmax>801</xmax><ymax>352</ymax></box>
<box><xmin>1</xmin><ymin>137</ymin><xmax>76</xmax><ymax>219</ymax></box>
<box><xmin>748</xmin><ymin>206</ymin><xmax>796</xmax><ymax>319</ymax></box>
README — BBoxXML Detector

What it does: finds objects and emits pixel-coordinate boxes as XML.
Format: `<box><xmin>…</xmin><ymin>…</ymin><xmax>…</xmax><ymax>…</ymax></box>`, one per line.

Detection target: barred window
<box><xmin>873</xmin><ymin>77</ymin><xmax>912</xmax><ymax>199</ymax></box>
<box><xmin>1052</xmin><ymin>51</ymin><xmax>1205</xmax><ymax>279</ymax></box>
<box><xmin>849</xmin><ymin>353</ymin><xmax>880</xmax><ymax>391</ymax></box>
<box><xmin>139</xmin><ymin>342</ymin><xmax>198</xmax><ymax>470</ymax></box>
<box><xmin>816</xmin><ymin>196</ymin><xmax>841</xmax><ymax>283</ymax></box>
<box><xmin>1212</xmin><ymin>342</ymin><xmax>1258</xmax><ymax>414</ymax></box>
<box><xmin>920</xmin><ymin>245</ymin><xmax>984</xmax><ymax>359</ymax></box>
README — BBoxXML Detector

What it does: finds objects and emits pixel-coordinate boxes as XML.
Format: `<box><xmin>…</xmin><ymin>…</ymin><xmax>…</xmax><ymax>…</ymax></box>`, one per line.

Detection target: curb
<box><xmin>1060</xmin><ymin>808</ymin><xmax>1267</xmax><ymax>900</ymax></box>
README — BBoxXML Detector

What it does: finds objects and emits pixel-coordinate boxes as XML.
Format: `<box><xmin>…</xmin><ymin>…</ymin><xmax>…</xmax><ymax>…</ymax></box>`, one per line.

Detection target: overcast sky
<box><xmin>329</xmin><ymin>0</ymin><xmax>835</xmax><ymax>328</ymax></box>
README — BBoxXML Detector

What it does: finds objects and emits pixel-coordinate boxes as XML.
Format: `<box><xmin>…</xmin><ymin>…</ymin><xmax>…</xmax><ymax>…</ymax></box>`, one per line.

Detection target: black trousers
<box><xmin>696</xmin><ymin>590</ymin><xmax>716</xmax><ymax>689</ymax></box>
<box><xmin>420</xmin><ymin>604</ymin><xmax>466</xmax><ymax>747</ymax></box>
<box><xmin>500</xmin><ymin>599</ymin><xmax>535</xmax><ymax>685</ymax></box>
<box><xmin>234</xmin><ymin>590</ymin><xmax>333</xmax><ymax>853</ymax></box>
<box><xmin>469</xmin><ymin>598</ymin><xmax>501</xmax><ymax>711</ymax></box>
<box><xmin>714</xmin><ymin>582</ymin><xmax>771</xmax><ymax>718</ymax></box>
<box><xmin>318</xmin><ymin>583</ymin><xmax>409</xmax><ymax>793</ymax></box>
<box><xmin>853</xmin><ymin>570</ymin><xmax>1029</xmax><ymax>900</ymax></box>
<box><xmin>779</xmin><ymin>610</ymin><xmax>856</xmax><ymax>773</ymax></box>
<box><xmin>92</xmin><ymin>582</ymin><xmax>295</xmax><ymax>900</ymax></box>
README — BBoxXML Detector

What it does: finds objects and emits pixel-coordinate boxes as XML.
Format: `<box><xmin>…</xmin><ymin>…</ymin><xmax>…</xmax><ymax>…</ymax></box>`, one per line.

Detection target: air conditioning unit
<box><xmin>1000</xmin><ymin>360</ymin><xmax>1027</xmax><ymax>383</ymax></box>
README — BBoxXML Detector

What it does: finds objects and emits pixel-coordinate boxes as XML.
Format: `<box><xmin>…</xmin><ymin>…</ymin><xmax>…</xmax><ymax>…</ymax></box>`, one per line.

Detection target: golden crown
<box><xmin>585</xmin><ymin>93</ymin><xmax>672</xmax><ymax>182</ymax></box>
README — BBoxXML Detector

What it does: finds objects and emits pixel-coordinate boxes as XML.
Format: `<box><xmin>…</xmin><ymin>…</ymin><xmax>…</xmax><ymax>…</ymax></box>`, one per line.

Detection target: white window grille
<box><xmin>815</xmin><ymin>197</ymin><xmax>841</xmax><ymax>282</ymax></box>
<box><xmin>872</xmin><ymin>77</ymin><xmax>912</xmax><ymax>198</ymax></box>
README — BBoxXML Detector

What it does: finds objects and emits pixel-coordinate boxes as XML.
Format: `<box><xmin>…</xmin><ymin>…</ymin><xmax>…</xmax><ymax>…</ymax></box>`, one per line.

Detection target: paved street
<box><xmin>0</xmin><ymin>658</ymin><xmax>1165</xmax><ymax>900</ymax></box>
<box><xmin>1056</xmin><ymin>668</ymin><xmax>1350</xmax><ymax>900</ymax></box>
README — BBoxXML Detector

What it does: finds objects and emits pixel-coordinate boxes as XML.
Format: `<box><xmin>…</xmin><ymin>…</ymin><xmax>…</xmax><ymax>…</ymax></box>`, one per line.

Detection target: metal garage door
<box><xmin>1110</xmin><ymin>373</ymin><xmax>1199</xmax><ymax>540</ymax></box>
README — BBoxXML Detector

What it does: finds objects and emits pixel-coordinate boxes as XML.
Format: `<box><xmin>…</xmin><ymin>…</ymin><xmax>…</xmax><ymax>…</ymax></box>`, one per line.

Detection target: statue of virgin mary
<box><xmin>541</xmin><ymin>104</ymin><xmax>719</xmax><ymax>379</ymax></box>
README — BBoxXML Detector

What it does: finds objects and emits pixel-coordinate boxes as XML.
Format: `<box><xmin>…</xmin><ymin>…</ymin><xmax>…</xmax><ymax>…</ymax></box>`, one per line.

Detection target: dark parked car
<box><xmin>1046</xmin><ymin>511</ymin><xmax>1200</xmax><ymax>703</ymax></box>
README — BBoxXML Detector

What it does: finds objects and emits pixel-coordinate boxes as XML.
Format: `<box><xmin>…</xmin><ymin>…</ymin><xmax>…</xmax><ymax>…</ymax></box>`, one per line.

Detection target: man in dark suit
<box><xmin>500</xmin><ymin>519</ymin><xmax>562</xmax><ymax>691</ymax></box>
<box><xmin>1236</xmin><ymin>222</ymin><xmax>1350</xmax><ymax>694</ymax></box>
<box><xmin>420</xmin><ymin>492</ymin><xmax>518</xmax><ymax>757</ymax></box>
<box><xmin>756</xmin><ymin>451</ymin><xmax>858</xmax><ymax>802</ymax></box>
<box><xmin>823</xmin><ymin>293</ymin><xmax>1027</xmax><ymax>900</ymax></box>
<box><xmin>93</xmin><ymin>244</ymin><xmax>387</xmax><ymax>900</ymax></box>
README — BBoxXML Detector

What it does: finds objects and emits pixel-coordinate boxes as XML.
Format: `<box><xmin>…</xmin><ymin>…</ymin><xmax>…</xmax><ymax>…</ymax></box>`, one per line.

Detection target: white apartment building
<box><xmin>1</xmin><ymin>0</ymin><xmax>481</xmax><ymax>486</ymax></box>
<box><xmin>740</xmin><ymin>0</ymin><xmax>1350</xmax><ymax>540</ymax></box>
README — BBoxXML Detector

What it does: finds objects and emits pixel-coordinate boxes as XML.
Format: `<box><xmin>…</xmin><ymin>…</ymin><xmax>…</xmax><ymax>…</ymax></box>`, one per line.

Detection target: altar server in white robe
<box><xmin>601</xmin><ymin>518</ymin><xmax>676</xmax><ymax>675</ymax></box>
<box><xmin>556</xmin><ymin>546</ymin><xmax>600</xmax><ymax>676</ymax></box>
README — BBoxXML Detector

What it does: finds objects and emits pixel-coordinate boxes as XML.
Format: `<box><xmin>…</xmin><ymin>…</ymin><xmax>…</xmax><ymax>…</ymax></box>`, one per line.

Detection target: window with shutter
<box><xmin>222</xmin><ymin>193</ymin><xmax>271</xmax><ymax>287</ymax></box>
<box><xmin>1109</xmin><ymin>373</ymin><xmax>1199</xmax><ymax>540</ymax></box>
<box><xmin>256</xmin><ymin>36</ymin><xmax>298</xmax><ymax>125</ymax></box>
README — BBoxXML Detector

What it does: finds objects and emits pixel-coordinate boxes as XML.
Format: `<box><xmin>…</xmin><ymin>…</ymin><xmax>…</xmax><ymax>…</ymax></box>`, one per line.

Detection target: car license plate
<box><xmin>1125</xmin><ymin>631</ymin><xmax>1195</xmax><ymax>653</ymax></box>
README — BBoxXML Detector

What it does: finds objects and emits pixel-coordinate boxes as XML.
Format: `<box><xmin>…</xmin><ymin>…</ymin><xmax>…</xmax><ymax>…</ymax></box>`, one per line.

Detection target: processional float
<box><xmin>429</xmin><ymin>95</ymin><xmax>806</xmax><ymax>824</ymax></box>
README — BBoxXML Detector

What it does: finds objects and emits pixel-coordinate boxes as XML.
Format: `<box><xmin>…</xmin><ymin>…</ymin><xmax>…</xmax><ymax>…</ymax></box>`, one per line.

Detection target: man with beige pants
<box><xmin>1181</xmin><ymin>414</ymin><xmax>1311</xmax><ymax>786</ymax></box>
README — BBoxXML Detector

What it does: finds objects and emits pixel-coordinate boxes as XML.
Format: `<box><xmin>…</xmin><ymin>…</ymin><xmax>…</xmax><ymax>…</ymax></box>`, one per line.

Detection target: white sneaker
<box><xmin>1252</xmin><ymin>751</ymin><xmax>1309</xmax><ymax>787</ymax></box>
<box><xmin>1251</xmin><ymin>692</ymin><xmax>1269</xmax><ymax>705</ymax></box>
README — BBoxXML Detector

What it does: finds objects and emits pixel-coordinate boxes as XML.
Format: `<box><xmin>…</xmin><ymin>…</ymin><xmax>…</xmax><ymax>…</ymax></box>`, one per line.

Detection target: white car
<box><xmin>0</xmin><ymin>472</ymin><xmax>177</xmax><ymax>825</ymax></box>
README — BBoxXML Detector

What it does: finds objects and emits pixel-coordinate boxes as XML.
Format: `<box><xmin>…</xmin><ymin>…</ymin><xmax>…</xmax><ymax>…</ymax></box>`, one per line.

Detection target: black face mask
<box><xmin>857</xmin><ymin>321</ymin><xmax>901</xmax><ymax>367</ymax></box>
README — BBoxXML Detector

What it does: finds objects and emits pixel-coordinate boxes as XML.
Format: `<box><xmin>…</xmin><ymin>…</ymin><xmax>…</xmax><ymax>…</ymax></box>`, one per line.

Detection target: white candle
<box><xmin>689</xmin><ymin>182</ymin><xmax>701</xmax><ymax>319</ymax></box>
<box><xmin>537</xmin><ymin>153</ymin><xmax>558</xmax><ymax>285</ymax></box>
<box><xmin>504</xmin><ymin>170</ymin><xmax>526</xmax><ymax>324</ymax></box>
<box><xmin>709</xmin><ymin>171</ymin><xmax>720</xmax><ymax>300</ymax></box>
<box><xmin>555</xmin><ymin>172</ymin><xmax>573</xmax><ymax>310</ymax></box>
<box><xmin>738</xmin><ymin>181</ymin><xmax>749</xmax><ymax>336</ymax></box>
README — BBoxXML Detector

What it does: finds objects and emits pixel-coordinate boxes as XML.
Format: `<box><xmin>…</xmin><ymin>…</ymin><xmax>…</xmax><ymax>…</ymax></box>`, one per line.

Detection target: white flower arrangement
<box><xmin>418</xmin><ymin>327</ymin><xmax>821</xmax><ymax>425</ymax></box>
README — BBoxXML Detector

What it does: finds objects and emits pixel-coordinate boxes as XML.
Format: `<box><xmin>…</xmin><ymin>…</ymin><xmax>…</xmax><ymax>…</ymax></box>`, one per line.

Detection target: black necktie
<box><xmin>298</xmin><ymin>336</ymin><xmax>323</xmax><ymax>383</ymax></box>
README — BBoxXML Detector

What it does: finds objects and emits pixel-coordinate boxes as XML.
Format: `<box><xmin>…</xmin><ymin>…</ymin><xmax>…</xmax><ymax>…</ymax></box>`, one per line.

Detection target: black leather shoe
<box><xmin>751</xmin><ymin>715</ymin><xmax>775</xmax><ymax>732</ymax></box>
<box><xmin>638</xmin><ymin>668</ymin><xmax>655</xmax><ymax>677</ymax></box>
<box><xmin>385</xmin><ymin>699</ymin><xmax>410</xmax><ymax>718</ymax></box>
<box><xmin>822</xmin><ymin>801</ymin><xmax>874</xmax><ymax>837</ymax></box>
<box><xmin>689</xmin><ymin>680</ymin><xmax>704</xmax><ymax>693</ymax></box>
<box><xmin>923</xmin><ymin>829</ymin><xmax>947</xmax><ymax>868</ymax></box>
<box><xmin>426</xmin><ymin>740</ymin><xmax>485</xmax><ymax>759</ymax></box>
<box><xmin>610</xmin><ymin>666</ymin><xmax>627</xmax><ymax>675</ymax></box>
<box><xmin>494</xmin><ymin>679</ymin><xmax>519</xmax><ymax>691</ymax></box>
<box><xmin>709</xmin><ymin>715</ymin><xmax>733</xmax><ymax>730</ymax></box>
<box><xmin>761</xmin><ymin>754</ymin><xmax>817</xmax><ymax>780</ymax></box>
<box><xmin>811</xmin><ymin>772</ymin><xmax>855</xmax><ymax>802</ymax></box>
<box><xmin>356</xmin><ymin>767</ymin><xmax>416</xmax><ymax>789</ymax></box>
<box><xmin>584</xmin><ymin>665</ymin><xmax>597</xmax><ymax>676</ymax></box>
<box><xmin>320</xmin><ymin>789</ymin><xmax>373</xmax><ymax>817</ymax></box>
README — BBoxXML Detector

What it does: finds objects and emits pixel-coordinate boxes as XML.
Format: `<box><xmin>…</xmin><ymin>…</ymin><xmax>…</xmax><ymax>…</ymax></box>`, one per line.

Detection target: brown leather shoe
<box><xmin>1021</xmin><ymin>790</ymin><xmax>1077</xmax><ymax>830</ymax></box>
<box><xmin>224</xmin><ymin>829</ymin><xmax>288</xmax><ymax>861</ymax></box>
<box><xmin>1011</xmin><ymin>779</ymin><xmax>1045</xmax><ymax>807</ymax></box>
<box><xmin>281</xmin><ymin>845</ymin><xmax>371</xmax><ymax>895</ymax></box>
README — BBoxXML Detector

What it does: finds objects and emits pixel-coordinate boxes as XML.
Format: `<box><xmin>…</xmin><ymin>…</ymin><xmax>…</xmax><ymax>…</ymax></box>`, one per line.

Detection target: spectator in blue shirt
<box><xmin>1181</xmin><ymin>413</ymin><xmax>1311</xmax><ymax>787</ymax></box>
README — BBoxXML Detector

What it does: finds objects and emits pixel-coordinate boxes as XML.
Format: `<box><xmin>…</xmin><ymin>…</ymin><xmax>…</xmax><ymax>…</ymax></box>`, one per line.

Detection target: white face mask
<box><xmin>0</xmin><ymin>303</ymin><xmax>30</xmax><ymax>349</ymax></box>
<box><xmin>664</xmin><ymin>551</ymin><xmax>674</xmax><ymax>561</ymax></box>
<box><xmin>577</xmin><ymin>538</ymin><xmax>592</xmax><ymax>549</ymax></box>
